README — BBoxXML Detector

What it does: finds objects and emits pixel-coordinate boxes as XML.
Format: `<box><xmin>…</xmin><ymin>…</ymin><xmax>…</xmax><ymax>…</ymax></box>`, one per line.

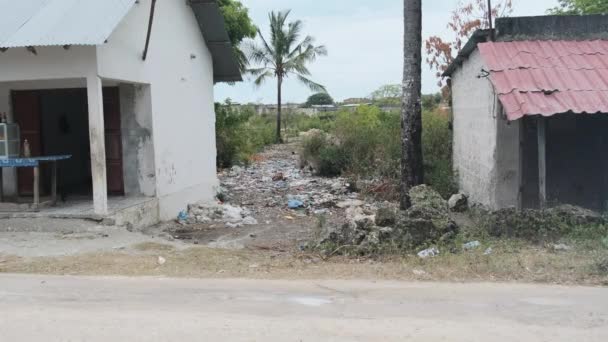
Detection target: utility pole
<box><xmin>487</xmin><ymin>0</ymin><xmax>495</xmax><ymax>41</ymax></box>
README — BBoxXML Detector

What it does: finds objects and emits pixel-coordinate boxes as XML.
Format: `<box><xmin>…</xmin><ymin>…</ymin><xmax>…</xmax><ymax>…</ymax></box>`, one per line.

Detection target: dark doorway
<box><xmin>520</xmin><ymin>114</ymin><xmax>608</xmax><ymax>210</ymax></box>
<box><xmin>11</xmin><ymin>87</ymin><xmax>124</xmax><ymax>197</ymax></box>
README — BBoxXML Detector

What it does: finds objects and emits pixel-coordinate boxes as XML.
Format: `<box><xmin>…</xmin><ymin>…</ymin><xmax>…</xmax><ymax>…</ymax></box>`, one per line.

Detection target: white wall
<box><xmin>451</xmin><ymin>49</ymin><xmax>500</xmax><ymax>208</ymax></box>
<box><xmin>97</xmin><ymin>0</ymin><xmax>218</xmax><ymax>220</ymax></box>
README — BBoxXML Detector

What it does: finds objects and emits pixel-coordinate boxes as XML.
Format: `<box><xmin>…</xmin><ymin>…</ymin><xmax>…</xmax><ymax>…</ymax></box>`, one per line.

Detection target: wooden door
<box><xmin>12</xmin><ymin>91</ymin><xmax>43</xmax><ymax>195</ymax></box>
<box><xmin>103</xmin><ymin>87</ymin><xmax>124</xmax><ymax>195</ymax></box>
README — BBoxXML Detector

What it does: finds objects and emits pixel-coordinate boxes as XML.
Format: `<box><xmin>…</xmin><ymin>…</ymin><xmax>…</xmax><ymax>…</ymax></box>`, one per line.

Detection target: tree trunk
<box><xmin>400</xmin><ymin>0</ymin><xmax>424</xmax><ymax>210</ymax></box>
<box><xmin>276</xmin><ymin>76</ymin><xmax>283</xmax><ymax>143</ymax></box>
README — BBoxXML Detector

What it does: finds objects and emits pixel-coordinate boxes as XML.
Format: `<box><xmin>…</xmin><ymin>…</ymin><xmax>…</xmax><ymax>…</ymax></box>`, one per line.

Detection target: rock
<box><xmin>462</xmin><ymin>241</ymin><xmax>481</xmax><ymax>251</ymax></box>
<box><xmin>375</xmin><ymin>207</ymin><xmax>397</xmax><ymax>227</ymax></box>
<box><xmin>409</xmin><ymin>185</ymin><xmax>448</xmax><ymax>212</ymax></box>
<box><xmin>448</xmin><ymin>193</ymin><xmax>468</xmax><ymax>212</ymax></box>
<box><xmin>157</xmin><ymin>256</ymin><xmax>166</xmax><ymax>265</ymax></box>
<box><xmin>551</xmin><ymin>243</ymin><xmax>572</xmax><ymax>252</ymax></box>
<box><xmin>347</xmin><ymin>207</ymin><xmax>375</xmax><ymax>231</ymax></box>
<box><xmin>417</xmin><ymin>247</ymin><xmax>440</xmax><ymax>259</ymax></box>
<box><xmin>336</xmin><ymin>199</ymin><xmax>364</xmax><ymax>208</ymax></box>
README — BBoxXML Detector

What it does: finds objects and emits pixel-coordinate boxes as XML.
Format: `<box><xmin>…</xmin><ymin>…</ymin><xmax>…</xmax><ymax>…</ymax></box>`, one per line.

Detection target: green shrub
<box><xmin>317</xmin><ymin>145</ymin><xmax>348</xmax><ymax>177</ymax></box>
<box><xmin>422</xmin><ymin>109</ymin><xmax>457</xmax><ymax>198</ymax></box>
<box><xmin>215</xmin><ymin>102</ymin><xmax>274</xmax><ymax>168</ymax></box>
<box><xmin>298</xmin><ymin>105</ymin><xmax>456</xmax><ymax>198</ymax></box>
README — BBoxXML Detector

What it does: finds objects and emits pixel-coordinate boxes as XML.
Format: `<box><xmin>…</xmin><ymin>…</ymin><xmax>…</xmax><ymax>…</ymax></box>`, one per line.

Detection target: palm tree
<box><xmin>247</xmin><ymin>10</ymin><xmax>327</xmax><ymax>143</ymax></box>
<box><xmin>401</xmin><ymin>0</ymin><xmax>424</xmax><ymax>209</ymax></box>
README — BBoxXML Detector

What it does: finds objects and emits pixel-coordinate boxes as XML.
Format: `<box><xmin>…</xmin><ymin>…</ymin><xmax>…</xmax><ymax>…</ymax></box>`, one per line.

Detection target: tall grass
<box><xmin>301</xmin><ymin>105</ymin><xmax>456</xmax><ymax>198</ymax></box>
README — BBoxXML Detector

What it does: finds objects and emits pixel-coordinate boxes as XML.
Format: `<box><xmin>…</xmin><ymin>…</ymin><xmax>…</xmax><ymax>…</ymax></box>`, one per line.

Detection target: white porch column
<box><xmin>86</xmin><ymin>75</ymin><xmax>108</xmax><ymax>215</ymax></box>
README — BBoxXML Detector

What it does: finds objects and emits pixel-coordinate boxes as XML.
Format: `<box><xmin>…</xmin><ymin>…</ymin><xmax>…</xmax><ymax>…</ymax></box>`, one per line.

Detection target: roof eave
<box><xmin>442</xmin><ymin>29</ymin><xmax>491</xmax><ymax>78</ymax></box>
<box><xmin>188</xmin><ymin>0</ymin><xmax>243</xmax><ymax>83</ymax></box>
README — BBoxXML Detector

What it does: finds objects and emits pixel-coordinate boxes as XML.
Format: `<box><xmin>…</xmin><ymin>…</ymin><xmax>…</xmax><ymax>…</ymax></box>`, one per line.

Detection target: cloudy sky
<box><xmin>215</xmin><ymin>0</ymin><xmax>558</xmax><ymax>104</ymax></box>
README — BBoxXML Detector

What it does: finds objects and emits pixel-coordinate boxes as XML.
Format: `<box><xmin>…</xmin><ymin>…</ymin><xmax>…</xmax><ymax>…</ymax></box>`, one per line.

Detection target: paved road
<box><xmin>0</xmin><ymin>274</ymin><xmax>606</xmax><ymax>341</ymax></box>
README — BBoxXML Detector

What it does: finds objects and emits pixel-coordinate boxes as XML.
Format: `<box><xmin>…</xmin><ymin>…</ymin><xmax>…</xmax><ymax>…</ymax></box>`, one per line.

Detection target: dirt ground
<box><xmin>1</xmin><ymin>142</ymin><xmax>607</xmax><ymax>286</ymax></box>
<box><xmin>1</xmin><ymin>240</ymin><xmax>607</xmax><ymax>285</ymax></box>
<box><xmin>156</xmin><ymin>140</ymin><xmax>353</xmax><ymax>251</ymax></box>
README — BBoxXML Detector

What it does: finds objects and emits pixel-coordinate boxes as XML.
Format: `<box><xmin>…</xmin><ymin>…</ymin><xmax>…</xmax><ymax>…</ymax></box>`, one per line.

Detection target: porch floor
<box><xmin>0</xmin><ymin>196</ymin><xmax>156</xmax><ymax>221</ymax></box>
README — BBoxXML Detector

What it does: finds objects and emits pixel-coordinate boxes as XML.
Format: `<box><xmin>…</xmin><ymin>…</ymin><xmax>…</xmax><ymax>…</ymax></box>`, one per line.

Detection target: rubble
<box><xmin>448</xmin><ymin>193</ymin><xmax>468</xmax><ymax>212</ymax></box>
<box><xmin>317</xmin><ymin>185</ymin><xmax>459</xmax><ymax>254</ymax></box>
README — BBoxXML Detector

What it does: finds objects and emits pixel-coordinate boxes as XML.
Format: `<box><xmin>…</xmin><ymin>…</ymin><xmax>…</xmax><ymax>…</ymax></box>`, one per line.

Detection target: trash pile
<box><xmin>219</xmin><ymin>142</ymin><xmax>361</xmax><ymax>216</ymax></box>
<box><xmin>178</xmin><ymin>202</ymin><xmax>258</xmax><ymax>228</ymax></box>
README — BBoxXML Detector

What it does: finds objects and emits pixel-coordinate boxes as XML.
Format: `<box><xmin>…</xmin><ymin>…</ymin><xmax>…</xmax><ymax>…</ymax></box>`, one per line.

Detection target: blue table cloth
<box><xmin>0</xmin><ymin>155</ymin><xmax>71</xmax><ymax>168</ymax></box>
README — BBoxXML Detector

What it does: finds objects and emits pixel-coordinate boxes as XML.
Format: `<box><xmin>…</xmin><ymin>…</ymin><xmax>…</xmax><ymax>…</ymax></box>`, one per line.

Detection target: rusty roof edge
<box><xmin>442</xmin><ymin>29</ymin><xmax>491</xmax><ymax>77</ymax></box>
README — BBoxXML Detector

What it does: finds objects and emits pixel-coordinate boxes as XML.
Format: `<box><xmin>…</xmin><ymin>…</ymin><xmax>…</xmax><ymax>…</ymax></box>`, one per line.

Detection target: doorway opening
<box><xmin>11</xmin><ymin>87</ymin><xmax>125</xmax><ymax>199</ymax></box>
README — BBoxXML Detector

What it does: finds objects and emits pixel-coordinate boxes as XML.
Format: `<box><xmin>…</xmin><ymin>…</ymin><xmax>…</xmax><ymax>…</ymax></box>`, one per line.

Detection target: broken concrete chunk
<box><xmin>375</xmin><ymin>207</ymin><xmax>397</xmax><ymax>227</ymax></box>
<box><xmin>448</xmin><ymin>193</ymin><xmax>468</xmax><ymax>212</ymax></box>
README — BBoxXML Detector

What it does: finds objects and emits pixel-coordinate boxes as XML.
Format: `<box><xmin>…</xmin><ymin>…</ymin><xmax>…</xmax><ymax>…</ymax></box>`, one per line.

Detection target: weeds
<box><xmin>299</xmin><ymin>105</ymin><xmax>456</xmax><ymax>198</ymax></box>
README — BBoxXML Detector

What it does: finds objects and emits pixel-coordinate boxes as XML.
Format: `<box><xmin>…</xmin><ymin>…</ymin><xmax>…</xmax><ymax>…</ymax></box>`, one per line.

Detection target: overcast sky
<box><xmin>215</xmin><ymin>0</ymin><xmax>558</xmax><ymax>104</ymax></box>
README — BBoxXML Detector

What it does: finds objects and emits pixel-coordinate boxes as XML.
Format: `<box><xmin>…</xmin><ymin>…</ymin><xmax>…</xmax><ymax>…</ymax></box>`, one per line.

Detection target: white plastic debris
<box><xmin>157</xmin><ymin>256</ymin><xmax>166</xmax><ymax>265</ymax></box>
<box><xmin>463</xmin><ymin>241</ymin><xmax>481</xmax><ymax>251</ymax></box>
<box><xmin>417</xmin><ymin>247</ymin><xmax>440</xmax><ymax>259</ymax></box>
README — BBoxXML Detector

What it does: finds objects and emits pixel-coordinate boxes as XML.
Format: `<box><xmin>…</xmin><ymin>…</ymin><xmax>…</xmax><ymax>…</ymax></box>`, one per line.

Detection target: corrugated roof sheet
<box><xmin>0</xmin><ymin>0</ymin><xmax>136</xmax><ymax>48</ymax></box>
<box><xmin>478</xmin><ymin>40</ymin><xmax>608</xmax><ymax>120</ymax></box>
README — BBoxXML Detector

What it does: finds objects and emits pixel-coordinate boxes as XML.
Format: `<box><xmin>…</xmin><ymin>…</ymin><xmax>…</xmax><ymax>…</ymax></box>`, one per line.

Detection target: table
<box><xmin>0</xmin><ymin>155</ymin><xmax>72</xmax><ymax>209</ymax></box>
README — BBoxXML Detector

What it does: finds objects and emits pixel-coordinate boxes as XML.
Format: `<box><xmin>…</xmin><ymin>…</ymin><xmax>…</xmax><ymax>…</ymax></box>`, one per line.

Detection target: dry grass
<box><xmin>1</xmin><ymin>240</ymin><xmax>607</xmax><ymax>286</ymax></box>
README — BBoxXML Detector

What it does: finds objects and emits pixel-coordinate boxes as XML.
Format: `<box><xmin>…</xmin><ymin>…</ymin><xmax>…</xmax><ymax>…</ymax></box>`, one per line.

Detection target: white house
<box><xmin>0</xmin><ymin>0</ymin><xmax>241</xmax><ymax>226</ymax></box>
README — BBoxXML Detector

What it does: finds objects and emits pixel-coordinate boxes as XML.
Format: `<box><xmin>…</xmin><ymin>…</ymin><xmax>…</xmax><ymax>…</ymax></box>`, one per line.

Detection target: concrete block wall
<box><xmin>451</xmin><ymin>49</ymin><xmax>502</xmax><ymax>208</ymax></box>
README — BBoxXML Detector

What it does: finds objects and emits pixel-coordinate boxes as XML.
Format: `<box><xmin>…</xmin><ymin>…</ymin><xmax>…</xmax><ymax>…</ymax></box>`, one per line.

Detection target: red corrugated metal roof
<box><xmin>478</xmin><ymin>40</ymin><xmax>608</xmax><ymax>120</ymax></box>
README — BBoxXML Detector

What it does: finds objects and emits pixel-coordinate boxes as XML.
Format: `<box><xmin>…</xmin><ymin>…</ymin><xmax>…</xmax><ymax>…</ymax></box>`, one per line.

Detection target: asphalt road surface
<box><xmin>0</xmin><ymin>274</ymin><xmax>606</xmax><ymax>341</ymax></box>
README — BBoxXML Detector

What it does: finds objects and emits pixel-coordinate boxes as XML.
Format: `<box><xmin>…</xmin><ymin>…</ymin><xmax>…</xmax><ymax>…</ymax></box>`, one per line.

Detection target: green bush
<box><xmin>422</xmin><ymin>110</ymin><xmax>457</xmax><ymax>198</ymax></box>
<box><xmin>299</xmin><ymin>105</ymin><xmax>456</xmax><ymax>198</ymax></box>
<box><xmin>215</xmin><ymin>102</ymin><xmax>274</xmax><ymax>168</ymax></box>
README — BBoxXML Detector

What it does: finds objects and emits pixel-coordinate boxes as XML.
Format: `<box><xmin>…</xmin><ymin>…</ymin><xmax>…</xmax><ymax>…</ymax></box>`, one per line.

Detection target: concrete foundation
<box><xmin>0</xmin><ymin>197</ymin><xmax>159</xmax><ymax>230</ymax></box>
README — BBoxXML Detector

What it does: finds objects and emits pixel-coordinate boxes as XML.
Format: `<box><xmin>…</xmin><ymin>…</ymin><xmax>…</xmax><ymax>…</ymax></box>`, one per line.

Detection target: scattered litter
<box><xmin>463</xmin><ymin>241</ymin><xmax>481</xmax><ymax>251</ymax></box>
<box><xmin>183</xmin><ymin>202</ymin><xmax>256</xmax><ymax>227</ymax></box>
<box><xmin>284</xmin><ymin>216</ymin><xmax>295</xmax><ymax>220</ymax></box>
<box><xmin>484</xmin><ymin>247</ymin><xmax>493</xmax><ymax>255</ymax></box>
<box><xmin>157</xmin><ymin>256</ymin><xmax>166</xmax><ymax>265</ymax></box>
<box><xmin>177</xmin><ymin>210</ymin><xmax>188</xmax><ymax>222</ymax></box>
<box><xmin>249</xmin><ymin>264</ymin><xmax>260</xmax><ymax>269</ymax></box>
<box><xmin>551</xmin><ymin>243</ymin><xmax>572</xmax><ymax>252</ymax></box>
<box><xmin>417</xmin><ymin>247</ymin><xmax>440</xmax><ymax>259</ymax></box>
<box><xmin>412</xmin><ymin>269</ymin><xmax>428</xmax><ymax>276</ymax></box>
<box><xmin>336</xmin><ymin>199</ymin><xmax>364</xmax><ymax>208</ymax></box>
<box><xmin>288</xmin><ymin>199</ymin><xmax>305</xmax><ymax>209</ymax></box>
<box><xmin>242</xmin><ymin>216</ymin><xmax>258</xmax><ymax>225</ymax></box>
<box><xmin>272</xmin><ymin>172</ymin><xmax>286</xmax><ymax>181</ymax></box>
